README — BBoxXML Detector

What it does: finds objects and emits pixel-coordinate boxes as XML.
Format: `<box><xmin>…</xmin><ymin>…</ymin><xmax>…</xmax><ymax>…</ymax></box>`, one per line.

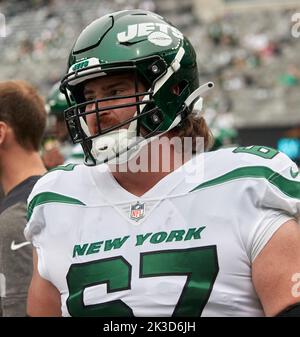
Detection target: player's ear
<box><xmin>0</xmin><ymin>121</ymin><xmax>9</xmax><ymax>147</ymax></box>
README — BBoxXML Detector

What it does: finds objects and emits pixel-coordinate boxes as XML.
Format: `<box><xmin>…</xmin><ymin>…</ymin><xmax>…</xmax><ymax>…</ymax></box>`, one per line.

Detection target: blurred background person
<box><xmin>42</xmin><ymin>81</ymin><xmax>84</xmax><ymax>169</ymax></box>
<box><xmin>0</xmin><ymin>80</ymin><xmax>47</xmax><ymax>316</ymax></box>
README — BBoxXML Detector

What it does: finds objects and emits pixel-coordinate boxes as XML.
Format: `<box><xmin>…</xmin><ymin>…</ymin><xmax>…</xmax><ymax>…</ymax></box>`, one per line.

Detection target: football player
<box><xmin>25</xmin><ymin>10</ymin><xmax>300</xmax><ymax>317</ymax></box>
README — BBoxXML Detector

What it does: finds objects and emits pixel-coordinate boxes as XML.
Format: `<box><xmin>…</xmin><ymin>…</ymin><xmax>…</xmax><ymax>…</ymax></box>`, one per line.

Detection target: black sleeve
<box><xmin>276</xmin><ymin>303</ymin><xmax>300</xmax><ymax>317</ymax></box>
<box><xmin>0</xmin><ymin>202</ymin><xmax>33</xmax><ymax>317</ymax></box>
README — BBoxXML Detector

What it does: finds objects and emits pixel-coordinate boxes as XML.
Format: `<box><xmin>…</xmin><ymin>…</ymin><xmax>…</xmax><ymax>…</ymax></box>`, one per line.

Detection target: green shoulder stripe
<box><xmin>190</xmin><ymin>166</ymin><xmax>300</xmax><ymax>199</ymax></box>
<box><xmin>27</xmin><ymin>192</ymin><xmax>85</xmax><ymax>221</ymax></box>
<box><xmin>48</xmin><ymin>163</ymin><xmax>78</xmax><ymax>173</ymax></box>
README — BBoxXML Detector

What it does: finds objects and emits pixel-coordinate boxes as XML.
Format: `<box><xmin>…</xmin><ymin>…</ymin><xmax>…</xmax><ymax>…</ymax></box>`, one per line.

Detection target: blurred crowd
<box><xmin>0</xmin><ymin>0</ymin><xmax>299</xmax><ymax>160</ymax></box>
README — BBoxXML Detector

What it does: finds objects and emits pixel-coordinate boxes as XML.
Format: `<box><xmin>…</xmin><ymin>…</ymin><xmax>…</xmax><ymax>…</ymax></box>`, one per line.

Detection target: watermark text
<box><xmin>291</xmin><ymin>13</ymin><xmax>300</xmax><ymax>38</ymax></box>
<box><xmin>0</xmin><ymin>13</ymin><xmax>6</xmax><ymax>38</ymax></box>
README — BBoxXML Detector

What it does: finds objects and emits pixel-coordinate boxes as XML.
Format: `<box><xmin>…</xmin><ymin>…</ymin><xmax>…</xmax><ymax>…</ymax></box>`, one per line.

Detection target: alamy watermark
<box><xmin>0</xmin><ymin>13</ymin><xmax>6</xmax><ymax>38</ymax></box>
<box><xmin>98</xmin><ymin>135</ymin><xmax>206</xmax><ymax>184</ymax></box>
<box><xmin>0</xmin><ymin>273</ymin><xmax>6</xmax><ymax>298</ymax></box>
<box><xmin>291</xmin><ymin>272</ymin><xmax>300</xmax><ymax>298</ymax></box>
<box><xmin>291</xmin><ymin>13</ymin><xmax>300</xmax><ymax>38</ymax></box>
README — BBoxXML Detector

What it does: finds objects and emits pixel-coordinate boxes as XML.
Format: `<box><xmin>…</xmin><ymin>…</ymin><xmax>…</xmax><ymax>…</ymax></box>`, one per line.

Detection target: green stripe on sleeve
<box><xmin>190</xmin><ymin>166</ymin><xmax>300</xmax><ymax>200</ymax></box>
<box><xmin>27</xmin><ymin>192</ymin><xmax>85</xmax><ymax>221</ymax></box>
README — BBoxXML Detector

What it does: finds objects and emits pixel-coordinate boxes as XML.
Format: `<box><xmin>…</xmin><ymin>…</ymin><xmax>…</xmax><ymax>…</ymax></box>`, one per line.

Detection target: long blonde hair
<box><xmin>170</xmin><ymin>113</ymin><xmax>214</xmax><ymax>153</ymax></box>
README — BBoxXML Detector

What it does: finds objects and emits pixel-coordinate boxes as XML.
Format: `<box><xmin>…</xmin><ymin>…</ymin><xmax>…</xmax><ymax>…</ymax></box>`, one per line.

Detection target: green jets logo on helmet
<box><xmin>117</xmin><ymin>22</ymin><xmax>183</xmax><ymax>47</ymax></box>
<box><xmin>72</xmin><ymin>60</ymin><xmax>89</xmax><ymax>72</ymax></box>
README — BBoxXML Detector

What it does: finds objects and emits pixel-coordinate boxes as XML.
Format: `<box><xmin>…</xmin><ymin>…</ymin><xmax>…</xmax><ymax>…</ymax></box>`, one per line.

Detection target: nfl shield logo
<box><xmin>130</xmin><ymin>201</ymin><xmax>145</xmax><ymax>221</ymax></box>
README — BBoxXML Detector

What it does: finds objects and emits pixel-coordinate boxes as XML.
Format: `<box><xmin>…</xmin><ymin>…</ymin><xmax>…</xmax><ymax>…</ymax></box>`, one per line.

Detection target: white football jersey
<box><xmin>24</xmin><ymin>146</ymin><xmax>300</xmax><ymax>317</ymax></box>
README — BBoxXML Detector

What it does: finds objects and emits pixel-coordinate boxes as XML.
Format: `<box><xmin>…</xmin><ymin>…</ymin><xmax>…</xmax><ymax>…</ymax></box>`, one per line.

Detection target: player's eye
<box><xmin>85</xmin><ymin>95</ymin><xmax>95</xmax><ymax>101</ymax></box>
<box><xmin>109</xmin><ymin>86</ymin><xmax>131</xmax><ymax>96</ymax></box>
<box><xmin>110</xmin><ymin>89</ymin><xmax>122</xmax><ymax>96</ymax></box>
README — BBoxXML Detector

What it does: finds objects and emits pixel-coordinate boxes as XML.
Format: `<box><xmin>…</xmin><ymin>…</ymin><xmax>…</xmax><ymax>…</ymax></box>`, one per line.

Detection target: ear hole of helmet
<box><xmin>172</xmin><ymin>80</ymin><xmax>188</xmax><ymax>96</ymax></box>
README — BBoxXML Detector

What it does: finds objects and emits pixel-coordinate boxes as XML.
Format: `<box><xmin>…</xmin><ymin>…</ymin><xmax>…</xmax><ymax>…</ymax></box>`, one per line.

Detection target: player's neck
<box><xmin>112</xmin><ymin>169</ymin><xmax>171</xmax><ymax>197</ymax></box>
<box><xmin>110</xmin><ymin>141</ymin><xmax>190</xmax><ymax>197</ymax></box>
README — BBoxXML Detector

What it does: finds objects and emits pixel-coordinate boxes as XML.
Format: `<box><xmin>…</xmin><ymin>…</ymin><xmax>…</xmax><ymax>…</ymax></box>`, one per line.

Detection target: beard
<box><xmin>87</xmin><ymin>109</ymin><xmax>136</xmax><ymax>136</ymax></box>
<box><xmin>98</xmin><ymin>110</ymin><xmax>137</xmax><ymax>132</ymax></box>
<box><xmin>99</xmin><ymin>113</ymin><xmax>121</xmax><ymax>130</ymax></box>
